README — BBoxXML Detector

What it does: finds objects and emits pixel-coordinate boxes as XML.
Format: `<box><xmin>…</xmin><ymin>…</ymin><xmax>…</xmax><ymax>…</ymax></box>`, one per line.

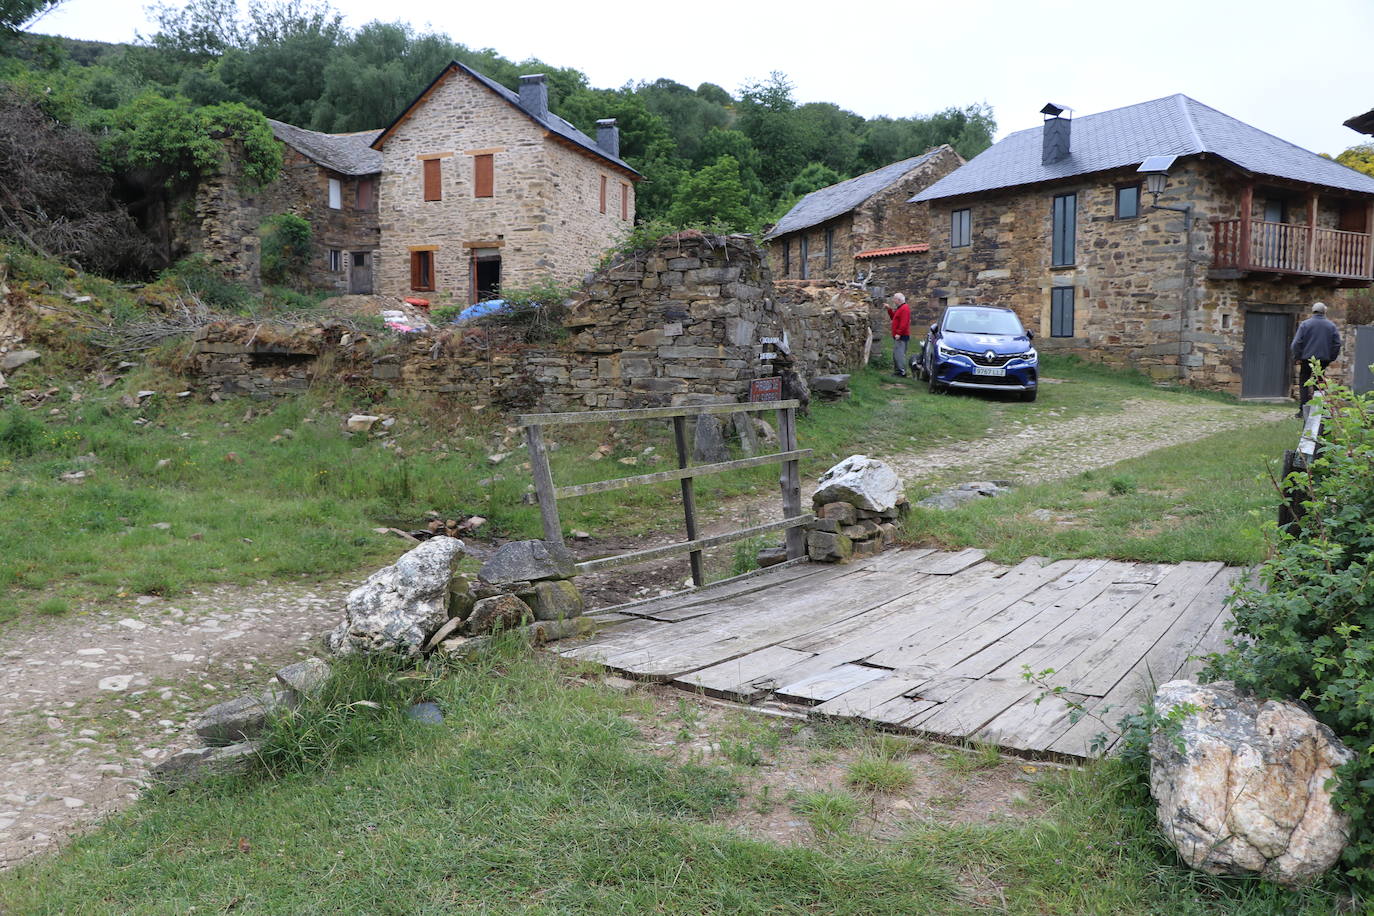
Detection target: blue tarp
<box><xmin>457</xmin><ymin>299</ymin><xmax>507</xmax><ymax>321</ymax></box>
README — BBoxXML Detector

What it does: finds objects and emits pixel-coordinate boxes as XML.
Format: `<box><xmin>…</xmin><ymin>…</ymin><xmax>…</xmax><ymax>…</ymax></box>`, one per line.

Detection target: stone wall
<box><xmin>189</xmin><ymin>232</ymin><xmax>871</xmax><ymax>410</ymax></box>
<box><xmin>175</xmin><ymin>140</ymin><xmax>380</xmax><ymax>293</ymax></box>
<box><xmin>375</xmin><ymin>66</ymin><xmax>633</xmax><ymax>305</ymax></box>
<box><xmin>767</xmin><ymin>145</ymin><xmax>963</xmax><ymax>283</ymax></box>
<box><xmin>862</xmin><ymin>157</ymin><xmax>1354</xmax><ymax>393</ymax></box>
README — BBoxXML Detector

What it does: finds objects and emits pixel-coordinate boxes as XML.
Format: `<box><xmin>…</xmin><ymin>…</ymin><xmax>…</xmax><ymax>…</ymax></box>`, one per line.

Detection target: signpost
<box><xmin>749</xmin><ymin>377</ymin><xmax>782</xmax><ymax>402</ymax></box>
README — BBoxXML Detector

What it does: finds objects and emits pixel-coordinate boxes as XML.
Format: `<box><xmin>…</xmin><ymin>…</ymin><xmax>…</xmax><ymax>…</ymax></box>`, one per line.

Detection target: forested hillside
<box><xmin>0</xmin><ymin>0</ymin><xmax>996</xmax><ymax>277</ymax></box>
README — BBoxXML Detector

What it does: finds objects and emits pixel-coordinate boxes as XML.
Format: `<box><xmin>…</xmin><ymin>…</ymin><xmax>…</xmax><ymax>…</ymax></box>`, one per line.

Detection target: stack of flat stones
<box><xmin>804</xmin><ymin>454</ymin><xmax>908</xmax><ymax>563</ymax></box>
<box><xmin>151</xmin><ymin>657</ymin><xmax>331</xmax><ymax>783</ymax></box>
<box><xmin>809</xmin><ymin>374</ymin><xmax>851</xmax><ymax>402</ymax></box>
<box><xmin>431</xmin><ymin>540</ymin><xmax>590</xmax><ymax>656</ymax></box>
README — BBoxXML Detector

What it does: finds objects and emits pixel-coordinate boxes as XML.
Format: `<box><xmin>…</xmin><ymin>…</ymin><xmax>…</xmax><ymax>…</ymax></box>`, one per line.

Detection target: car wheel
<box><xmin>928</xmin><ymin>368</ymin><xmax>943</xmax><ymax>394</ymax></box>
<box><xmin>1021</xmin><ymin>388</ymin><xmax>1038</xmax><ymax>402</ymax></box>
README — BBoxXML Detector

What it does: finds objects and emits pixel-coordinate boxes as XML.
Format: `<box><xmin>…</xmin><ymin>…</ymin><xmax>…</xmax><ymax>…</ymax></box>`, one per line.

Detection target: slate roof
<box><xmin>765</xmin><ymin>148</ymin><xmax>949</xmax><ymax>240</ymax></box>
<box><xmin>912</xmin><ymin>95</ymin><xmax>1374</xmax><ymax>203</ymax></box>
<box><xmin>370</xmin><ymin>60</ymin><xmax>640</xmax><ymax>178</ymax></box>
<box><xmin>267</xmin><ymin>120</ymin><xmax>383</xmax><ymax>176</ymax></box>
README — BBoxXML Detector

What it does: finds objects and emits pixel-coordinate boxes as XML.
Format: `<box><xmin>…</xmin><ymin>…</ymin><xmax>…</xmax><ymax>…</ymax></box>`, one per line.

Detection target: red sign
<box><xmin>750</xmin><ymin>377</ymin><xmax>782</xmax><ymax>402</ymax></box>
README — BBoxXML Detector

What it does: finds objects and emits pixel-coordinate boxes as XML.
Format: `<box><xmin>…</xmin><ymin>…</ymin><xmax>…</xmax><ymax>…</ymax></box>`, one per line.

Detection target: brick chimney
<box><xmin>596</xmin><ymin>119</ymin><xmax>620</xmax><ymax>159</ymax></box>
<box><xmin>1041</xmin><ymin>103</ymin><xmax>1072</xmax><ymax>165</ymax></box>
<box><xmin>519</xmin><ymin>74</ymin><xmax>548</xmax><ymax>120</ymax></box>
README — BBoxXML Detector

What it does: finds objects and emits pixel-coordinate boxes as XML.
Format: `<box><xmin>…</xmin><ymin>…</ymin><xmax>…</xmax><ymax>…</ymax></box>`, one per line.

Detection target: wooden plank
<box><xmin>974</xmin><ymin>688</ymin><xmax>1097</xmax><ymax>753</ymax></box>
<box><xmin>673</xmin><ymin>645</ymin><xmax>815</xmax><ymax>701</ymax></box>
<box><xmin>672</xmin><ymin>415</ymin><xmax>704</xmax><ymax>587</ymax></box>
<box><xmin>865</xmin><ymin>696</ymin><xmax>941</xmax><ymax>727</ymax></box>
<box><xmin>1061</xmin><ymin>562</ymin><xmax>1224</xmax><ymax>697</ymax></box>
<box><xmin>523</xmin><ymin>424</ymin><xmax>563</xmax><ymax>543</ymax></box>
<box><xmin>775</xmin><ymin>664</ymin><xmax>890</xmax><ymax>705</ymax></box>
<box><xmin>556</xmin><ymin>618</ymin><xmax>672</xmax><ymax>661</ymax></box>
<box><xmin>904</xmin><ymin>676</ymin><xmax>1034</xmax><ymax>741</ymax></box>
<box><xmin>939</xmin><ymin>561</ymin><xmax>1145</xmax><ymax>680</ymax></box>
<box><xmin>519</xmin><ymin>400</ymin><xmax>799</xmax><ymax>427</ymax></box>
<box><xmin>553</xmin><ymin>449</ymin><xmax>812</xmax><ymax>499</ymax></box>
<box><xmin>575</xmin><ymin>515</ymin><xmax>814</xmax><ymax>574</ymax></box>
<box><xmin>812</xmin><ymin>674</ymin><xmax>927</xmax><ymax>718</ymax></box>
<box><xmin>863</xmin><ymin>558</ymin><xmax>1081</xmax><ymax>671</ymax></box>
<box><xmin>592</xmin><ymin>557</ymin><xmax>831</xmax><ymax>619</ymax></box>
<box><xmin>777</xmin><ymin>406</ymin><xmax>805</xmax><ymax>559</ymax></box>
<box><xmin>908</xmin><ymin>548</ymin><xmax>987</xmax><ymax>575</ymax></box>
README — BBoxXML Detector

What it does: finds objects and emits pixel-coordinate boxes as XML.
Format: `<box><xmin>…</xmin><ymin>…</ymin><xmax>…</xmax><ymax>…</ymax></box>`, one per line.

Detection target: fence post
<box><xmin>523</xmin><ymin>423</ymin><xmax>563</xmax><ymax>543</ymax></box>
<box><xmin>672</xmin><ymin>416</ymin><xmax>704</xmax><ymax>586</ymax></box>
<box><xmin>777</xmin><ymin>406</ymin><xmax>805</xmax><ymax>559</ymax></box>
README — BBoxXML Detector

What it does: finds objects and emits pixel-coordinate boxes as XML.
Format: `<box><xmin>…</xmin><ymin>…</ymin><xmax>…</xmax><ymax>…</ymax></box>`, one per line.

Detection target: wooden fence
<box><xmin>518</xmin><ymin>400</ymin><xmax>813</xmax><ymax>585</ymax></box>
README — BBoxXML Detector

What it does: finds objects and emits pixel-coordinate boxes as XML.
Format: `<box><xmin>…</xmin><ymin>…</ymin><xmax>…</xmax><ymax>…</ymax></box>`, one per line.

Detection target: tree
<box><xmin>1336</xmin><ymin>144</ymin><xmax>1374</xmax><ymax>178</ymax></box>
<box><xmin>736</xmin><ymin>72</ymin><xmax>807</xmax><ymax>200</ymax></box>
<box><xmin>1</xmin><ymin>0</ymin><xmax>62</xmax><ymax>36</ymax></box>
<box><xmin>667</xmin><ymin>154</ymin><xmax>753</xmax><ymax>232</ymax></box>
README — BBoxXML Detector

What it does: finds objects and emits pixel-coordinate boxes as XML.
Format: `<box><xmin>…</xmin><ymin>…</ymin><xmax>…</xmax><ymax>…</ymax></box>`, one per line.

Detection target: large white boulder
<box><xmin>811</xmin><ymin>455</ymin><xmax>902</xmax><ymax>512</ymax></box>
<box><xmin>1149</xmin><ymin>680</ymin><xmax>1353</xmax><ymax>886</ymax></box>
<box><xmin>325</xmin><ymin>536</ymin><xmax>464</xmax><ymax>657</ymax></box>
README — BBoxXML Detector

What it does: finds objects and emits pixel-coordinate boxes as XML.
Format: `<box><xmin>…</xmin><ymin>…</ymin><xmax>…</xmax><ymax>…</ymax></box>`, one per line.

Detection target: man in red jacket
<box><xmin>885</xmin><ymin>293</ymin><xmax>911</xmax><ymax>377</ymax></box>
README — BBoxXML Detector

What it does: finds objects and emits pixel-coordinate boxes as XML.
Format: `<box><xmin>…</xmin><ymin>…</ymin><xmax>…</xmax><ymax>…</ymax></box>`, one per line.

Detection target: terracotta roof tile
<box><xmin>855</xmin><ymin>244</ymin><xmax>930</xmax><ymax>259</ymax></box>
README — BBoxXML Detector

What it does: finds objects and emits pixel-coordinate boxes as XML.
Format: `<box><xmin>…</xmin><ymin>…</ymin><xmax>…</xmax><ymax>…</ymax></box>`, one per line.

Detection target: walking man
<box><xmin>1290</xmin><ymin>301</ymin><xmax>1341</xmax><ymax>417</ymax></box>
<box><xmin>886</xmin><ymin>293</ymin><xmax>911</xmax><ymax>377</ymax></box>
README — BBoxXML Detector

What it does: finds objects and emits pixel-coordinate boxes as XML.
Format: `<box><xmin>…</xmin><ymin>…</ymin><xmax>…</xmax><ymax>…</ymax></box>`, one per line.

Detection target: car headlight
<box><xmin>1021</xmin><ymin>348</ymin><xmax>1037</xmax><ymax>360</ymax></box>
<box><xmin>936</xmin><ymin>342</ymin><xmax>954</xmax><ymax>356</ymax></box>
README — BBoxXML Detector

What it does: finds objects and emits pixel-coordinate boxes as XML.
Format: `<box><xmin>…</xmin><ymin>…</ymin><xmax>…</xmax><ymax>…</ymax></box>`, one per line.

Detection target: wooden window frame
<box><xmin>327</xmin><ymin>177</ymin><xmax>342</xmax><ymax>210</ymax></box>
<box><xmin>1050</xmin><ymin>286</ymin><xmax>1075</xmax><ymax>337</ymax></box>
<box><xmin>1115</xmin><ymin>183</ymin><xmax>1141</xmax><ymax>220</ymax></box>
<box><xmin>951</xmin><ymin>208</ymin><xmax>971</xmax><ymax>248</ymax></box>
<box><xmin>599</xmin><ymin>175</ymin><xmax>607</xmax><ymax>214</ymax></box>
<box><xmin>422</xmin><ymin>159</ymin><xmax>442</xmax><ymax>202</ymax></box>
<box><xmin>621</xmin><ymin>182</ymin><xmax>630</xmax><ymax>221</ymax></box>
<box><xmin>824</xmin><ymin>227</ymin><xmax>834</xmax><ymax>269</ymax></box>
<box><xmin>356</xmin><ymin>177</ymin><xmax>374</xmax><ymax>211</ymax></box>
<box><xmin>1052</xmin><ymin>193</ymin><xmax>1077</xmax><ymax>267</ymax></box>
<box><xmin>328</xmin><ymin>249</ymin><xmax>342</xmax><ymax>272</ymax></box>
<box><xmin>799</xmin><ymin>235</ymin><xmax>810</xmax><ymax>280</ymax></box>
<box><xmin>473</xmin><ymin>154</ymin><xmax>494</xmax><ymax>199</ymax></box>
<box><xmin>410</xmin><ymin>249</ymin><xmax>435</xmax><ymax>291</ymax></box>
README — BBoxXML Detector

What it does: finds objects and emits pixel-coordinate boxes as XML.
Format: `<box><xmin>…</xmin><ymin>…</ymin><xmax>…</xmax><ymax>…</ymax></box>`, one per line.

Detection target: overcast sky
<box><xmin>31</xmin><ymin>0</ymin><xmax>1374</xmax><ymax>156</ymax></box>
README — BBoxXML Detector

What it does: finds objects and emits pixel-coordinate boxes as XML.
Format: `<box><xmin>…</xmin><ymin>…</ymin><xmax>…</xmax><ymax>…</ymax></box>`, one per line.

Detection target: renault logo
<box><xmin>985</xmin><ymin>350</ymin><xmax>995</xmax><ymax>361</ymax></box>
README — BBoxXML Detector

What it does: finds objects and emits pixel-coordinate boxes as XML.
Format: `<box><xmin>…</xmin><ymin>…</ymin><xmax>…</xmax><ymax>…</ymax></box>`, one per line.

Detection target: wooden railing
<box><xmin>1211</xmin><ymin>218</ymin><xmax>1373</xmax><ymax>279</ymax></box>
<box><xmin>519</xmin><ymin>400</ymin><xmax>812</xmax><ymax>585</ymax></box>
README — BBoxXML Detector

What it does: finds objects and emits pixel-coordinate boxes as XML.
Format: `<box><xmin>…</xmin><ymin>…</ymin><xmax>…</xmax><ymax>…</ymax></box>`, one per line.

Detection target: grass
<box><xmin>909</xmin><ymin>419</ymin><xmax>1294</xmax><ymax>566</ymax></box>
<box><xmin>846</xmin><ymin>755</ymin><xmax>916</xmax><ymax>792</ymax></box>
<box><xmin>0</xmin><ymin>641</ymin><xmax>1350</xmax><ymax>914</ymax></box>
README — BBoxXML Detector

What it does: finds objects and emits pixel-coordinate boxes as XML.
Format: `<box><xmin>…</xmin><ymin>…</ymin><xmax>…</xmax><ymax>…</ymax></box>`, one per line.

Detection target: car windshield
<box><xmin>943</xmin><ymin>308</ymin><xmax>1024</xmax><ymax>336</ymax></box>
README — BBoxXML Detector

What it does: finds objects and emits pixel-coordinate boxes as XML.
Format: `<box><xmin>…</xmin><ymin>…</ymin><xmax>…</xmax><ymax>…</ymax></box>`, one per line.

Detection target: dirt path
<box><xmin>0</xmin><ymin>392</ymin><xmax>1290</xmax><ymax>869</ymax></box>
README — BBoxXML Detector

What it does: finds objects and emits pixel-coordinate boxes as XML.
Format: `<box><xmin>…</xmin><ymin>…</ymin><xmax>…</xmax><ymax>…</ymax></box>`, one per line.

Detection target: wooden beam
<box><xmin>673</xmin><ymin>416</ymin><xmax>704</xmax><ymax>587</ymax></box>
<box><xmin>553</xmin><ymin>449</ymin><xmax>812</xmax><ymax>499</ymax></box>
<box><xmin>777</xmin><ymin>406</ymin><xmax>806</xmax><ymax>559</ymax></box>
<box><xmin>575</xmin><ymin>516</ymin><xmax>815</xmax><ymax>574</ymax></box>
<box><xmin>1305</xmin><ymin>193</ymin><xmax>1319</xmax><ymax>273</ymax></box>
<box><xmin>1238</xmin><ymin>184</ymin><xmax>1253</xmax><ymax>268</ymax></box>
<box><xmin>523</xmin><ymin>424</ymin><xmax>563</xmax><ymax>543</ymax></box>
<box><xmin>519</xmin><ymin>400</ymin><xmax>800</xmax><ymax>427</ymax></box>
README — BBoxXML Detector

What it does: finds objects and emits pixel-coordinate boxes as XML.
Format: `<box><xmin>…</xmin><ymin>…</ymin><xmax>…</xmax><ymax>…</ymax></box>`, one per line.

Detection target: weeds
<box><xmin>791</xmin><ymin>789</ymin><xmax>862</xmax><ymax>835</ymax></box>
<box><xmin>846</xmin><ymin>755</ymin><xmax>915</xmax><ymax>792</ymax></box>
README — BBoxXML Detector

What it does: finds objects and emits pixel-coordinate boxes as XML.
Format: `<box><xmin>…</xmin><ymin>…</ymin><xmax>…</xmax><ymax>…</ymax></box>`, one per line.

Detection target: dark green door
<box><xmin>1242</xmin><ymin>310</ymin><xmax>1291</xmax><ymax>399</ymax></box>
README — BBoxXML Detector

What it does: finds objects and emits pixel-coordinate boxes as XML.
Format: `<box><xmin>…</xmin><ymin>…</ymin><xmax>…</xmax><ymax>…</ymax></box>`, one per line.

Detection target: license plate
<box><xmin>973</xmin><ymin>366</ymin><xmax>1005</xmax><ymax>377</ymax></box>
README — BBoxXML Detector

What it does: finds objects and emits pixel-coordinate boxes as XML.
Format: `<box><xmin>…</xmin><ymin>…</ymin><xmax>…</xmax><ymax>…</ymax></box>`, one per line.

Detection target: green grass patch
<box><xmin>846</xmin><ymin>755</ymin><xmax>916</xmax><ymax>792</ymax></box>
<box><xmin>910</xmin><ymin>420</ymin><xmax>1293</xmax><ymax>566</ymax></box>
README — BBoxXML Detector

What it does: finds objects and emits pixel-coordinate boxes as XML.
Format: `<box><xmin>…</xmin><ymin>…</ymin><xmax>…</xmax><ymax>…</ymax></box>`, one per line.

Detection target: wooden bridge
<box><xmin>561</xmin><ymin>548</ymin><xmax>1239</xmax><ymax>760</ymax></box>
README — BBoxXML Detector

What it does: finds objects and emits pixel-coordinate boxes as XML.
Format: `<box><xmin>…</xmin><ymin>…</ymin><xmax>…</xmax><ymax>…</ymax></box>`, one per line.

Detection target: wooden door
<box><xmin>1241</xmin><ymin>310</ymin><xmax>1291</xmax><ymax>399</ymax></box>
<box><xmin>349</xmin><ymin>252</ymin><xmax>372</xmax><ymax>295</ymax></box>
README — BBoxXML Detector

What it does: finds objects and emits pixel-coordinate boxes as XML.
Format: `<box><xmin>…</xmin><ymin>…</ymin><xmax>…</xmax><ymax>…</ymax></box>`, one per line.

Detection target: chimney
<box><xmin>1041</xmin><ymin>102</ymin><xmax>1072</xmax><ymax>165</ymax></box>
<box><xmin>596</xmin><ymin>119</ymin><xmax>620</xmax><ymax>159</ymax></box>
<box><xmin>518</xmin><ymin>74</ymin><xmax>548</xmax><ymax>120</ymax></box>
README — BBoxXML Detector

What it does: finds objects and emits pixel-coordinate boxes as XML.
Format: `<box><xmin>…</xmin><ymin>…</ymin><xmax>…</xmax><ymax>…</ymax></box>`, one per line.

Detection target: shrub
<box><xmin>1204</xmin><ymin>382</ymin><xmax>1374</xmax><ymax>888</ymax></box>
<box><xmin>156</xmin><ymin>254</ymin><xmax>252</xmax><ymax>310</ymax></box>
<box><xmin>259</xmin><ymin>213</ymin><xmax>312</xmax><ymax>287</ymax></box>
<box><xmin>472</xmin><ymin>278</ymin><xmax>578</xmax><ymax>343</ymax></box>
<box><xmin>0</xmin><ymin>410</ymin><xmax>43</xmax><ymax>458</ymax></box>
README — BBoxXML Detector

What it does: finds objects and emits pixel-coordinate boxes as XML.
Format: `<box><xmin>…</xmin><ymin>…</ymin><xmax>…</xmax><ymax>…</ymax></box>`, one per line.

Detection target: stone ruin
<box><xmin>187</xmin><ymin>231</ymin><xmax>872</xmax><ymax>411</ymax></box>
<box><xmin>804</xmin><ymin>455</ymin><xmax>909</xmax><ymax>563</ymax></box>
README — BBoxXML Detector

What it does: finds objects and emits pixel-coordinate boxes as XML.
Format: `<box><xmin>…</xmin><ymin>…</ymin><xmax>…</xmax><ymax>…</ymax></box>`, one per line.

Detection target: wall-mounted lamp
<box><xmin>1137</xmin><ymin>154</ymin><xmax>1179</xmax><ymax>204</ymax></box>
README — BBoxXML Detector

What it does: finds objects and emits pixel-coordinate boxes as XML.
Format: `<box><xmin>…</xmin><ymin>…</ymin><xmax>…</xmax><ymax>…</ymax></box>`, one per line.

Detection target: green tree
<box><xmin>1336</xmin><ymin>144</ymin><xmax>1374</xmax><ymax>178</ymax></box>
<box><xmin>736</xmin><ymin>72</ymin><xmax>808</xmax><ymax>200</ymax></box>
<box><xmin>637</xmin><ymin>77</ymin><xmax>729</xmax><ymax>166</ymax></box>
<box><xmin>667</xmin><ymin>154</ymin><xmax>753</xmax><ymax>232</ymax></box>
<box><xmin>1</xmin><ymin>0</ymin><xmax>62</xmax><ymax>37</ymax></box>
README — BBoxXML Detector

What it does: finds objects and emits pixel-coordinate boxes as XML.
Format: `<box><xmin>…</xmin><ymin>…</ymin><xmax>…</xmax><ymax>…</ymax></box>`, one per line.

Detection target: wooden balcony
<box><xmin>1211</xmin><ymin>218</ymin><xmax>1374</xmax><ymax>281</ymax></box>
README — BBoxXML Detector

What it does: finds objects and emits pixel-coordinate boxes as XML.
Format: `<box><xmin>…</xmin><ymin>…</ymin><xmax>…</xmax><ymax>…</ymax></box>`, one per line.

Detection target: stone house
<box><xmin>183</xmin><ymin>119</ymin><xmax>382</xmax><ymax>293</ymax></box>
<box><xmin>866</xmin><ymin>96</ymin><xmax>1374</xmax><ymax>396</ymax></box>
<box><xmin>763</xmin><ymin>146</ymin><xmax>963</xmax><ymax>282</ymax></box>
<box><xmin>369</xmin><ymin>61</ymin><xmax>641</xmax><ymax>305</ymax></box>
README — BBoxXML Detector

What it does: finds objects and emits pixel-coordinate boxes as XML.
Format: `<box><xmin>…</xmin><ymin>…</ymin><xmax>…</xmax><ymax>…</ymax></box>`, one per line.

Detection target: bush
<box><xmin>157</xmin><ymin>254</ymin><xmax>252</xmax><ymax>310</ymax></box>
<box><xmin>259</xmin><ymin>213</ymin><xmax>312</xmax><ymax>287</ymax></box>
<box><xmin>1204</xmin><ymin>382</ymin><xmax>1374</xmax><ymax>889</ymax></box>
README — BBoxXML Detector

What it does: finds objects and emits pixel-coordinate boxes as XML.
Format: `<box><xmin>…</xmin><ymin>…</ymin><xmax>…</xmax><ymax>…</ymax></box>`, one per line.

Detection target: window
<box><xmin>621</xmin><ymin>182</ymin><xmax>630</xmax><ymax>220</ymax></box>
<box><xmin>327</xmin><ymin>178</ymin><xmax>341</xmax><ymax>209</ymax></box>
<box><xmin>422</xmin><ymin>159</ymin><xmax>442</xmax><ymax>201</ymax></box>
<box><xmin>782</xmin><ymin>239</ymin><xmax>790</xmax><ymax>276</ymax></box>
<box><xmin>410</xmin><ymin>250</ymin><xmax>434</xmax><ymax>291</ymax></box>
<box><xmin>1052</xmin><ymin>193</ymin><xmax>1076</xmax><ymax>266</ymax></box>
<box><xmin>825</xmin><ymin>227</ymin><xmax>834</xmax><ymax>269</ymax></box>
<box><xmin>356</xmin><ymin>178</ymin><xmax>374</xmax><ymax>211</ymax></box>
<box><xmin>473</xmin><ymin>154</ymin><xmax>494</xmax><ymax>198</ymax></box>
<box><xmin>328</xmin><ymin>249</ymin><xmax>342</xmax><ymax>272</ymax></box>
<box><xmin>599</xmin><ymin>175</ymin><xmax>607</xmax><ymax>214</ymax></box>
<box><xmin>1051</xmin><ymin>287</ymin><xmax>1075</xmax><ymax>337</ymax></box>
<box><xmin>951</xmin><ymin>209</ymin><xmax>971</xmax><ymax>248</ymax></box>
<box><xmin>799</xmin><ymin>235</ymin><xmax>809</xmax><ymax>280</ymax></box>
<box><xmin>1115</xmin><ymin>184</ymin><xmax>1140</xmax><ymax>220</ymax></box>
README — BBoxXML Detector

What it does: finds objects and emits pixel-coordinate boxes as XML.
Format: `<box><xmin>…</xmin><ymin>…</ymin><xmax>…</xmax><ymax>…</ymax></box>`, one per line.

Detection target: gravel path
<box><xmin>0</xmin><ymin>392</ymin><xmax>1291</xmax><ymax>870</ymax></box>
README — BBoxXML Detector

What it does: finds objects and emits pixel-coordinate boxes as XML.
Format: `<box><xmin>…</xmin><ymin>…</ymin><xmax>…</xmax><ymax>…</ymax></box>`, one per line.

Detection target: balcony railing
<box><xmin>1211</xmin><ymin>218</ymin><xmax>1373</xmax><ymax>280</ymax></box>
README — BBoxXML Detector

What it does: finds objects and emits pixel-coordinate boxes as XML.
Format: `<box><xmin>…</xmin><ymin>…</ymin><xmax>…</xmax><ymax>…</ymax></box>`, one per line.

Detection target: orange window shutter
<box><xmin>621</xmin><ymin>183</ymin><xmax>629</xmax><ymax>220</ymax></box>
<box><xmin>410</xmin><ymin>252</ymin><xmax>420</xmax><ymax>288</ymax></box>
<box><xmin>423</xmin><ymin>159</ymin><xmax>442</xmax><ymax>201</ymax></box>
<box><xmin>599</xmin><ymin>175</ymin><xmax>607</xmax><ymax>214</ymax></box>
<box><xmin>474</xmin><ymin>154</ymin><xmax>494</xmax><ymax>198</ymax></box>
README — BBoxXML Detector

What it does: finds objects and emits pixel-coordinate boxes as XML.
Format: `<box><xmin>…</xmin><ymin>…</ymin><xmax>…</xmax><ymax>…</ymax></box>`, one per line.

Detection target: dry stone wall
<box><xmin>189</xmin><ymin>232</ymin><xmax>871</xmax><ymax>410</ymax></box>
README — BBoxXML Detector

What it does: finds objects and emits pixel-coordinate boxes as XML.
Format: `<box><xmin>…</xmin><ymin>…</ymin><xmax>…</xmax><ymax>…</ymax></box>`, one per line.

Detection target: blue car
<box><xmin>913</xmin><ymin>305</ymin><xmax>1039</xmax><ymax>402</ymax></box>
